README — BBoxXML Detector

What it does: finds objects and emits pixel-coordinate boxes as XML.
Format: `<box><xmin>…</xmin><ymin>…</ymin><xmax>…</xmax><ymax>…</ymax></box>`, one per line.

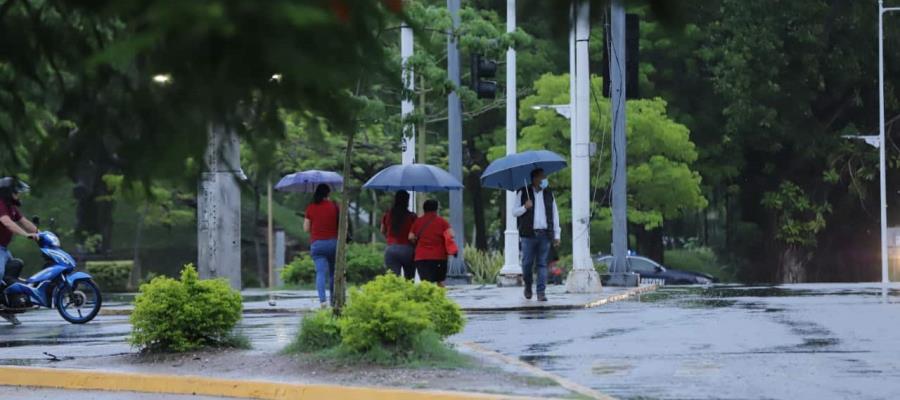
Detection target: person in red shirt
<box><xmin>0</xmin><ymin>177</ymin><xmax>38</xmax><ymax>325</ymax></box>
<box><xmin>381</xmin><ymin>191</ymin><xmax>417</xmax><ymax>280</ymax></box>
<box><xmin>408</xmin><ymin>199</ymin><xmax>456</xmax><ymax>286</ymax></box>
<box><xmin>303</xmin><ymin>184</ymin><xmax>339</xmax><ymax>307</ymax></box>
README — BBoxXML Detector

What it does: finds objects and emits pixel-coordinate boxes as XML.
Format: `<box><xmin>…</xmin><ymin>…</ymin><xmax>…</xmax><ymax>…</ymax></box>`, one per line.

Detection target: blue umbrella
<box><xmin>480</xmin><ymin>150</ymin><xmax>567</xmax><ymax>191</ymax></box>
<box><xmin>274</xmin><ymin>170</ymin><xmax>344</xmax><ymax>193</ymax></box>
<box><xmin>363</xmin><ymin>164</ymin><xmax>463</xmax><ymax>192</ymax></box>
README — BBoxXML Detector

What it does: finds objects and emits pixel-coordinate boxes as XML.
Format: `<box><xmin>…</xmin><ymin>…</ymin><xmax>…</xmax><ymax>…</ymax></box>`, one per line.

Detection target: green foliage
<box><xmin>514</xmin><ymin>73</ymin><xmax>707</xmax><ymax>237</ymax></box>
<box><xmin>85</xmin><ymin>260</ymin><xmax>133</xmax><ymax>293</ymax></box>
<box><xmin>289</xmin><ymin>310</ymin><xmax>342</xmax><ymax>353</ymax></box>
<box><xmin>761</xmin><ymin>182</ymin><xmax>831</xmax><ymax>247</ymax></box>
<box><xmin>463</xmin><ymin>247</ymin><xmax>503</xmax><ymax>284</ymax></box>
<box><xmin>665</xmin><ymin>248</ymin><xmax>736</xmax><ymax>283</ymax></box>
<box><xmin>129</xmin><ymin>265</ymin><xmax>243</xmax><ymax>352</ymax></box>
<box><xmin>281</xmin><ymin>244</ymin><xmax>385</xmax><ymax>286</ymax></box>
<box><xmin>339</xmin><ymin>274</ymin><xmax>464</xmax><ymax>353</ymax></box>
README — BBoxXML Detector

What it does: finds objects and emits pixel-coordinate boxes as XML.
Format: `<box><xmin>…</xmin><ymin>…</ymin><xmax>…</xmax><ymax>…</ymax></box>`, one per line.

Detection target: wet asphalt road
<box><xmin>1</xmin><ymin>284</ymin><xmax>898</xmax><ymax>400</ymax></box>
<box><xmin>455</xmin><ymin>283</ymin><xmax>900</xmax><ymax>400</ymax></box>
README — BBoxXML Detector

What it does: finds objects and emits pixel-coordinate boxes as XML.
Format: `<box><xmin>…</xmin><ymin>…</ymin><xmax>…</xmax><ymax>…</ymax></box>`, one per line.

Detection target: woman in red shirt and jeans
<box><xmin>304</xmin><ymin>184</ymin><xmax>339</xmax><ymax>307</ymax></box>
<box><xmin>381</xmin><ymin>191</ymin><xmax>417</xmax><ymax>280</ymax></box>
<box><xmin>408</xmin><ymin>199</ymin><xmax>456</xmax><ymax>286</ymax></box>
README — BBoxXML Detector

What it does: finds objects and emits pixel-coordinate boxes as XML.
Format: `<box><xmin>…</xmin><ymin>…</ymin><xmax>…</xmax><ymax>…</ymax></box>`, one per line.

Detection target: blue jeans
<box><xmin>310</xmin><ymin>239</ymin><xmax>337</xmax><ymax>304</ymax></box>
<box><xmin>521</xmin><ymin>232</ymin><xmax>551</xmax><ymax>294</ymax></box>
<box><xmin>0</xmin><ymin>246</ymin><xmax>9</xmax><ymax>282</ymax></box>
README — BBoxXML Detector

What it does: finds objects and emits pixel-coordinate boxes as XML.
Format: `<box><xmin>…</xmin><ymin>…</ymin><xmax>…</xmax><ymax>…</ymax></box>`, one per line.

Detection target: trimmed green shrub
<box><xmin>463</xmin><ymin>247</ymin><xmax>503</xmax><ymax>284</ymax></box>
<box><xmin>130</xmin><ymin>264</ymin><xmax>243</xmax><ymax>352</ymax></box>
<box><xmin>339</xmin><ymin>274</ymin><xmax>464</xmax><ymax>353</ymax></box>
<box><xmin>281</xmin><ymin>243</ymin><xmax>386</xmax><ymax>286</ymax></box>
<box><xmin>289</xmin><ymin>310</ymin><xmax>342</xmax><ymax>353</ymax></box>
<box><xmin>86</xmin><ymin>260</ymin><xmax>133</xmax><ymax>292</ymax></box>
<box><xmin>345</xmin><ymin>243</ymin><xmax>386</xmax><ymax>284</ymax></box>
<box><xmin>281</xmin><ymin>253</ymin><xmax>316</xmax><ymax>285</ymax></box>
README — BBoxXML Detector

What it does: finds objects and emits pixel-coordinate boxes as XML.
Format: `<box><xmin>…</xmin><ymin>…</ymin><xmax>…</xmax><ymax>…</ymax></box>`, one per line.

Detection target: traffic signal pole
<box><xmin>566</xmin><ymin>0</ymin><xmax>602</xmax><ymax>293</ymax></box>
<box><xmin>447</xmin><ymin>0</ymin><xmax>466</xmax><ymax>279</ymax></box>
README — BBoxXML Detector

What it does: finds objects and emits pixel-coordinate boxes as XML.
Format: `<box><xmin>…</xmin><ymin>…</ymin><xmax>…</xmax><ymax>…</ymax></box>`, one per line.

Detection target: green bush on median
<box><xmin>282</xmin><ymin>243</ymin><xmax>386</xmax><ymax>287</ymax></box>
<box><xmin>129</xmin><ymin>264</ymin><xmax>243</xmax><ymax>352</ymax></box>
<box><xmin>290</xmin><ymin>274</ymin><xmax>465</xmax><ymax>363</ymax></box>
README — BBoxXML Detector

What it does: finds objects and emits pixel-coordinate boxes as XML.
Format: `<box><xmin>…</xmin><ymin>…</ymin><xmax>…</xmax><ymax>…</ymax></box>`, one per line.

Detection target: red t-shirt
<box><xmin>0</xmin><ymin>199</ymin><xmax>22</xmax><ymax>247</ymax></box>
<box><xmin>305</xmin><ymin>200</ymin><xmax>339</xmax><ymax>243</ymax></box>
<box><xmin>410</xmin><ymin>212</ymin><xmax>451</xmax><ymax>261</ymax></box>
<box><xmin>382</xmin><ymin>211</ymin><xmax>417</xmax><ymax>246</ymax></box>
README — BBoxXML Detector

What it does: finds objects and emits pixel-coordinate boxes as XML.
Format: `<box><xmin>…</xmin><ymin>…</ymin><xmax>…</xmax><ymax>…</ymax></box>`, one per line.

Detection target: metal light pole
<box><xmin>566</xmin><ymin>0</ymin><xmax>602</xmax><ymax>293</ymax></box>
<box><xmin>401</xmin><ymin>22</ymin><xmax>416</xmax><ymax>210</ymax></box>
<box><xmin>498</xmin><ymin>0</ymin><xmax>522</xmax><ymax>285</ymax></box>
<box><xmin>447</xmin><ymin>0</ymin><xmax>466</xmax><ymax>279</ymax></box>
<box><xmin>879</xmin><ymin>1</ymin><xmax>897</xmax><ymax>284</ymax></box>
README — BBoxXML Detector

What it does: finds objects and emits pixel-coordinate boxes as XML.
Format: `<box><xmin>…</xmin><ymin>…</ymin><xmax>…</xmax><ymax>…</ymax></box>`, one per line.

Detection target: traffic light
<box><xmin>470</xmin><ymin>54</ymin><xmax>497</xmax><ymax>99</ymax></box>
<box><xmin>603</xmin><ymin>13</ymin><xmax>640</xmax><ymax>99</ymax></box>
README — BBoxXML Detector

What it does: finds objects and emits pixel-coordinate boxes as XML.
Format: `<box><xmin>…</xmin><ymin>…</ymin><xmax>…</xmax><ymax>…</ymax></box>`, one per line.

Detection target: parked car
<box><xmin>595</xmin><ymin>255</ymin><xmax>716</xmax><ymax>285</ymax></box>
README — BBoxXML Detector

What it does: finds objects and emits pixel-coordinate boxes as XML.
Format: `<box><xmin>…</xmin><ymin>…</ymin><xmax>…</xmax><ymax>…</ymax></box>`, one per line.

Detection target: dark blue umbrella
<box><xmin>480</xmin><ymin>150</ymin><xmax>567</xmax><ymax>191</ymax></box>
<box><xmin>363</xmin><ymin>164</ymin><xmax>463</xmax><ymax>192</ymax></box>
<box><xmin>274</xmin><ymin>170</ymin><xmax>344</xmax><ymax>193</ymax></box>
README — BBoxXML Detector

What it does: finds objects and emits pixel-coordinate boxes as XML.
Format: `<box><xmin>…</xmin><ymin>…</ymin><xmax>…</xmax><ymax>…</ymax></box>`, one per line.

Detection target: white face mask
<box><xmin>539</xmin><ymin>179</ymin><xmax>549</xmax><ymax>189</ymax></box>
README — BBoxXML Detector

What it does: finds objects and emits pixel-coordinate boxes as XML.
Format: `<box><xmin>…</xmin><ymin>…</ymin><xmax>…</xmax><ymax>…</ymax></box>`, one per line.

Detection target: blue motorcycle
<box><xmin>2</xmin><ymin>231</ymin><xmax>102</xmax><ymax>324</ymax></box>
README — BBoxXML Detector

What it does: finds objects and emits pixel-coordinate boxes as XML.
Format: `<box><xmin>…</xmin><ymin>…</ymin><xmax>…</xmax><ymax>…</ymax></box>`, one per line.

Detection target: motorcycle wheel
<box><xmin>55</xmin><ymin>279</ymin><xmax>102</xmax><ymax>324</ymax></box>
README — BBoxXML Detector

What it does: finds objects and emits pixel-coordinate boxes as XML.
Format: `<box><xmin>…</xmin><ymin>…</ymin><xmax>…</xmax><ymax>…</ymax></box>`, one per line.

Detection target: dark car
<box><xmin>595</xmin><ymin>255</ymin><xmax>716</xmax><ymax>285</ymax></box>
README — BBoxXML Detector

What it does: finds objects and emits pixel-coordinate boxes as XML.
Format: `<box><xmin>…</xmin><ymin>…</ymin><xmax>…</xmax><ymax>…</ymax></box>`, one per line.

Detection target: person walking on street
<box><xmin>0</xmin><ymin>177</ymin><xmax>38</xmax><ymax>325</ymax></box>
<box><xmin>381</xmin><ymin>191</ymin><xmax>417</xmax><ymax>280</ymax></box>
<box><xmin>513</xmin><ymin>168</ymin><xmax>561</xmax><ymax>302</ymax></box>
<box><xmin>409</xmin><ymin>199</ymin><xmax>457</xmax><ymax>287</ymax></box>
<box><xmin>304</xmin><ymin>184</ymin><xmax>339</xmax><ymax>308</ymax></box>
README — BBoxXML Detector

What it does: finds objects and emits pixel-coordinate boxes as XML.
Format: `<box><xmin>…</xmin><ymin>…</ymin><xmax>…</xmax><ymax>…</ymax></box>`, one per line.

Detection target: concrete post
<box><xmin>565</xmin><ymin>0</ymin><xmax>602</xmax><ymax>293</ymax></box>
<box><xmin>498</xmin><ymin>0</ymin><xmax>522</xmax><ymax>286</ymax></box>
<box><xmin>447</xmin><ymin>0</ymin><xmax>467</xmax><ymax>279</ymax></box>
<box><xmin>198</xmin><ymin>122</ymin><xmax>242</xmax><ymax>289</ymax></box>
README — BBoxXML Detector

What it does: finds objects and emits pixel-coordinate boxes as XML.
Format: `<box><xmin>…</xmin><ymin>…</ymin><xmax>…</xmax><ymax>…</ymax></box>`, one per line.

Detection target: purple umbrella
<box><xmin>274</xmin><ymin>170</ymin><xmax>343</xmax><ymax>193</ymax></box>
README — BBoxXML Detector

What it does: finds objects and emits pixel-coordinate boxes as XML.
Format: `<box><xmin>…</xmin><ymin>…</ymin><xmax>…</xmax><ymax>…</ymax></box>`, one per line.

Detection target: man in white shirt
<box><xmin>513</xmin><ymin>168</ymin><xmax>561</xmax><ymax>301</ymax></box>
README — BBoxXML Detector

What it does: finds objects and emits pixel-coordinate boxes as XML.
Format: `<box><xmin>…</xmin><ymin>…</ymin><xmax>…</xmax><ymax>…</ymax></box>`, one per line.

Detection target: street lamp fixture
<box><xmin>531</xmin><ymin>104</ymin><xmax>572</xmax><ymax>119</ymax></box>
<box><xmin>152</xmin><ymin>74</ymin><xmax>171</xmax><ymax>85</ymax></box>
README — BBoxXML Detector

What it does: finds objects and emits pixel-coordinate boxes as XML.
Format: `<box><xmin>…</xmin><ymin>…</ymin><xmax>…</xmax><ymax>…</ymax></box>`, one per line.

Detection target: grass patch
<box><xmin>287</xmin><ymin>330</ymin><xmax>472</xmax><ymax>369</ymax></box>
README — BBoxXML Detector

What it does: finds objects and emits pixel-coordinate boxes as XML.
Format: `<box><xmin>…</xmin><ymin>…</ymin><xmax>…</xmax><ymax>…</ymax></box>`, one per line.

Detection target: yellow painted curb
<box><xmin>0</xmin><ymin>366</ymin><xmax>544</xmax><ymax>400</ymax></box>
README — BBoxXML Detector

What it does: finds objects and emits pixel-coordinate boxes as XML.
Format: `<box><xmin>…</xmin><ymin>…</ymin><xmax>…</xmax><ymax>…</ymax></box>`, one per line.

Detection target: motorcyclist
<box><xmin>0</xmin><ymin>177</ymin><xmax>38</xmax><ymax>325</ymax></box>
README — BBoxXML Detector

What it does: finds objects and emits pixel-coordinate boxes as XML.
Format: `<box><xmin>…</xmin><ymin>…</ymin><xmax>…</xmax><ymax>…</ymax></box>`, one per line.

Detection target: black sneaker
<box><xmin>0</xmin><ymin>313</ymin><xmax>21</xmax><ymax>326</ymax></box>
<box><xmin>524</xmin><ymin>286</ymin><xmax>533</xmax><ymax>300</ymax></box>
<box><xmin>537</xmin><ymin>293</ymin><xmax>548</xmax><ymax>302</ymax></box>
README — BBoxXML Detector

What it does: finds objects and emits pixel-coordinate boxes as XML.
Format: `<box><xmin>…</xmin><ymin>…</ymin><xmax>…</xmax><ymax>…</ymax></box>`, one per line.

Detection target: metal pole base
<box><xmin>565</xmin><ymin>269</ymin><xmax>603</xmax><ymax>293</ymax></box>
<box><xmin>497</xmin><ymin>273</ymin><xmax>523</xmax><ymax>287</ymax></box>
<box><xmin>602</xmin><ymin>272</ymin><xmax>640</xmax><ymax>287</ymax></box>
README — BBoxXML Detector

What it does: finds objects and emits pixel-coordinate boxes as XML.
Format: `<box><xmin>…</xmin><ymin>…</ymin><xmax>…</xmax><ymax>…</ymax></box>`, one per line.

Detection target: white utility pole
<box><xmin>401</xmin><ymin>22</ymin><xmax>417</xmax><ymax>210</ymax></box>
<box><xmin>879</xmin><ymin>1</ymin><xmax>897</xmax><ymax>284</ymax></box>
<box><xmin>498</xmin><ymin>0</ymin><xmax>522</xmax><ymax>286</ymax></box>
<box><xmin>566</xmin><ymin>0</ymin><xmax>602</xmax><ymax>293</ymax></box>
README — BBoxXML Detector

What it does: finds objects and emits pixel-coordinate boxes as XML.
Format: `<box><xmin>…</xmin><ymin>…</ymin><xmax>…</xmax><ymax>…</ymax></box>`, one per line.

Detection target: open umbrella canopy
<box><xmin>480</xmin><ymin>150</ymin><xmax>567</xmax><ymax>191</ymax></box>
<box><xmin>274</xmin><ymin>170</ymin><xmax>344</xmax><ymax>193</ymax></box>
<box><xmin>363</xmin><ymin>163</ymin><xmax>463</xmax><ymax>192</ymax></box>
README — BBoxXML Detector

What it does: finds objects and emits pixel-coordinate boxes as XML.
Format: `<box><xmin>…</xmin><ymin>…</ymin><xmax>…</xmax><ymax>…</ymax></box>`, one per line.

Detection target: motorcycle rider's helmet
<box><xmin>0</xmin><ymin>177</ymin><xmax>30</xmax><ymax>202</ymax></box>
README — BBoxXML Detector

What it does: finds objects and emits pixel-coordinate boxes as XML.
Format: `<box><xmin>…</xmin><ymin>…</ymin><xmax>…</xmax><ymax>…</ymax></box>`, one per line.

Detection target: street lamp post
<box><xmin>879</xmin><ymin>1</ymin><xmax>898</xmax><ymax>284</ymax></box>
<box><xmin>498</xmin><ymin>0</ymin><xmax>522</xmax><ymax>286</ymax></box>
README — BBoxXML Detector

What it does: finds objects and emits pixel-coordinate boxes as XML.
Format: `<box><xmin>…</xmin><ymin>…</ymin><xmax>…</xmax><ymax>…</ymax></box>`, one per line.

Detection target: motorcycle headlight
<box><xmin>42</xmin><ymin>232</ymin><xmax>61</xmax><ymax>247</ymax></box>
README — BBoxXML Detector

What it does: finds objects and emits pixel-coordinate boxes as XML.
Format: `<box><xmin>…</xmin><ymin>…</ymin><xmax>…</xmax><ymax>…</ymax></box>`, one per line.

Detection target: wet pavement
<box><xmin>454</xmin><ymin>283</ymin><xmax>900</xmax><ymax>400</ymax></box>
<box><xmin>2</xmin><ymin>283</ymin><xmax>898</xmax><ymax>399</ymax></box>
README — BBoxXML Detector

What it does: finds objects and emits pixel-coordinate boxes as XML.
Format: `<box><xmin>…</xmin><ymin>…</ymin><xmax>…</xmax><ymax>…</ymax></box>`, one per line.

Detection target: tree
<box><xmin>511</xmin><ymin>73</ymin><xmax>707</xmax><ymax>261</ymax></box>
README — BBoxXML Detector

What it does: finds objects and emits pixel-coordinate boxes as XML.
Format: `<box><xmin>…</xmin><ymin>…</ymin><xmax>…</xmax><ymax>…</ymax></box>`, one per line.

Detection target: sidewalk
<box><xmin>100</xmin><ymin>284</ymin><xmax>658</xmax><ymax>316</ymax></box>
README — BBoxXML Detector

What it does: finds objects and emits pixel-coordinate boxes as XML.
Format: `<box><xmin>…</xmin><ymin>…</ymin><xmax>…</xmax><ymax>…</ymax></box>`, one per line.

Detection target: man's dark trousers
<box><xmin>521</xmin><ymin>230</ymin><xmax>551</xmax><ymax>294</ymax></box>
